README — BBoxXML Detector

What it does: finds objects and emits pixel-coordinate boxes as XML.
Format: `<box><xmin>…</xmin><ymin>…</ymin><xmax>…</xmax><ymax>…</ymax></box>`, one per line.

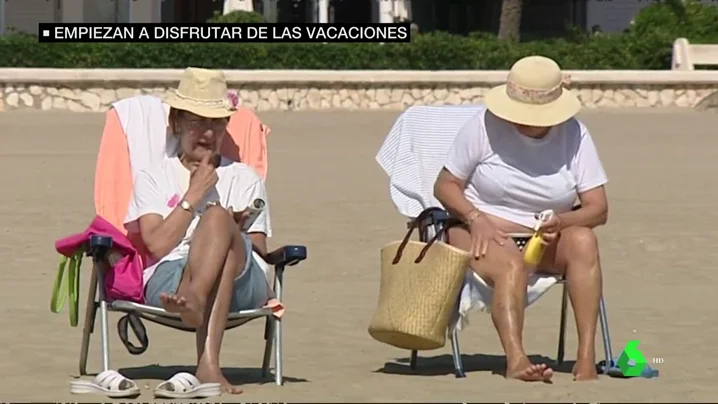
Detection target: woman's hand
<box><xmin>227</xmin><ymin>207</ymin><xmax>249</xmax><ymax>230</ymax></box>
<box><xmin>186</xmin><ymin>154</ymin><xmax>218</xmax><ymax>206</ymax></box>
<box><xmin>539</xmin><ymin>214</ymin><xmax>562</xmax><ymax>245</ymax></box>
<box><xmin>468</xmin><ymin>215</ymin><xmax>508</xmax><ymax>259</ymax></box>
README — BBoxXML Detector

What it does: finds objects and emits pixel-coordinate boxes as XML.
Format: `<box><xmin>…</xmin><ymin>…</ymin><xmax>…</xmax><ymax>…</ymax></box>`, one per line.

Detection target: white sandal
<box><xmin>70</xmin><ymin>370</ymin><xmax>140</xmax><ymax>398</ymax></box>
<box><xmin>153</xmin><ymin>372</ymin><xmax>221</xmax><ymax>399</ymax></box>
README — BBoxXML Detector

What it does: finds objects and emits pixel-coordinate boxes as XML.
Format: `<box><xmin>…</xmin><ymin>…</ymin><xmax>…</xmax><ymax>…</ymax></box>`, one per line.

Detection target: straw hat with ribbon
<box><xmin>164</xmin><ymin>67</ymin><xmax>238</xmax><ymax>119</ymax></box>
<box><xmin>485</xmin><ymin>55</ymin><xmax>580</xmax><ymax>127</ymax></box>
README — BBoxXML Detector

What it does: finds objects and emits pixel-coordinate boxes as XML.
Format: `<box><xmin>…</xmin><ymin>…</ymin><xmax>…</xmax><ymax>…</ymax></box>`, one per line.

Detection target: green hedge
<box><xmin>1</xmin><ymin>1</ymin><xmax>716</xmax><ymax>70</ymax></box>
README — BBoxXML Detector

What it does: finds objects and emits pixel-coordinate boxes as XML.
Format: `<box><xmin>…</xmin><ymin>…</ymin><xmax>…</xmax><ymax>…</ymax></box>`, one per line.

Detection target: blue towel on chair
<box><xmin>597</xmin><ymin>359</ymin><xmax>659</xmax><ymax>378</ymax></box>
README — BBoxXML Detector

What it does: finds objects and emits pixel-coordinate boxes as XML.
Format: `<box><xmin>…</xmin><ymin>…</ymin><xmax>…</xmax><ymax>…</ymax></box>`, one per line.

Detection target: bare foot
<box><xmin>196</xmin><ymin>367</ymin><xmax>242</xmax><ymax>394</ymax></box>
<box><xmin>507</xmin><ymin>359</ymin><xmax>554</xmax><ymax>383</ymax></box>
<box><xmin>572</xmin><ymin>359</ymin><xmax>599</xmax><ymax>381</ymax></box>
<box><xmin>159</xmin><ymin>292</ymin><xmax>203</xmax><ymax>327</ymax></box>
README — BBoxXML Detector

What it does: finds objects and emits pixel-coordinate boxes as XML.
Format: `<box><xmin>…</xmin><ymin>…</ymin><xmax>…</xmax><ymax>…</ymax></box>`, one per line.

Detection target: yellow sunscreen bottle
<box><xmin>523</xmin><ymin>209</ymin><xmax>554</xmax><ymax>266</ymax></box>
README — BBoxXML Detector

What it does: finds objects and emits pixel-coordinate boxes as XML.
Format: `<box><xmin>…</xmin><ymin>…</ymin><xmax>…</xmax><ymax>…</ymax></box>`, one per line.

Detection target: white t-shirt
<box><xmin>124</xmin><ymin>157</ymin><xmax>272</xmax><ymax>285</ymax></box>
<box><xmin>444</xmin><ymin>109</ymin><xmax>608</xmax><ymax>228</ymax></box>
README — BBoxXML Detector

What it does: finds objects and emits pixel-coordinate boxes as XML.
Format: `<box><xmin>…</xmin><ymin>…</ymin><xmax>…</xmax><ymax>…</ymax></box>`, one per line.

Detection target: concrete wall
<box><xmin>0</xmin><ymin>69</ymin><xmax>716</xmax><ymax>112</ymax></box>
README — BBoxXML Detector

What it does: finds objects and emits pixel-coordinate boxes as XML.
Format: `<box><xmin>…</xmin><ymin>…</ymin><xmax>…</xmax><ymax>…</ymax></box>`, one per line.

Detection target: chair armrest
<box><xmin>407</xmin><ymin>208</ymin><xmax>451</xmax><ymax>228</ymax></box>
<box><xmin>88</xmin><ymin>235</ymin><xmax>113</xmax><ymax>262</ymax></box>
<box><xmin>263</xmin><ymin>245</ymin><xmax>307</xmax><ymax>267</ymax></box>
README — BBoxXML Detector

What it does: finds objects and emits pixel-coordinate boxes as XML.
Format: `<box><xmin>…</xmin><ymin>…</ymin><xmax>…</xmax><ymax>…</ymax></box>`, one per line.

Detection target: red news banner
<box><xmin>37</xmin><ymin>22</ymin><xmax>411</xmax><ymax>43</ymax></box>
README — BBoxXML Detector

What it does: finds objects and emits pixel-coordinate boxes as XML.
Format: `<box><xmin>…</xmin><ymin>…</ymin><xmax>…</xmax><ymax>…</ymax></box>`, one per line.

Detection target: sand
<box><xmin>1</xmin><ymin>109</ymin><xmax>717</xmax><ymax>402</ymax></box>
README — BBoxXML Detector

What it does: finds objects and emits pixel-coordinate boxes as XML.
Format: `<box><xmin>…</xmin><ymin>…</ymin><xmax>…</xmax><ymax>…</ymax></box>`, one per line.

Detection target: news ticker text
<box><xmin>38</xmin><ymin>23</ymin><xmax>411</xmax><ymax>43</ymax></box>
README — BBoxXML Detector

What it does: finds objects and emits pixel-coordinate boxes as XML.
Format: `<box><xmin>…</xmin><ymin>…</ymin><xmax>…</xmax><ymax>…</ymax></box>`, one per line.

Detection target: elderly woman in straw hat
<box><xmin>435</xmin><ymin>56</ymin><xmax>608</xmax><ymax>382</ymax></box>
<box><xmin>124</xmin><ymin>68</ymin><xmax>272</xmax><ymax>395</ymax></box>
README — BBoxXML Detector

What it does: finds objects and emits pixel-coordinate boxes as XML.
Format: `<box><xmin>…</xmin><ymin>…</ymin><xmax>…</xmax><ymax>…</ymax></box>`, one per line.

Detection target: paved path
<box><xmin>1</xmin><ymin>109</ymin><xmax>716</xmax><ymax>401</ymax></box>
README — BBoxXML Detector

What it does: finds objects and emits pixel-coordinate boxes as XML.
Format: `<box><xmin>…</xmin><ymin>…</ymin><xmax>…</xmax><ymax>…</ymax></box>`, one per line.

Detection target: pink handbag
<box><xmin>55</xmin><ymin>215</ymin><xmax>145</xmax><ymax>303</ymax></box>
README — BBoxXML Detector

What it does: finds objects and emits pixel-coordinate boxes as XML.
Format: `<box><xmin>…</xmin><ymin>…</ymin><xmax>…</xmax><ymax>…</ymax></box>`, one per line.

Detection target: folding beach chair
<box><xmin>376</xmin><ymin>105</ymin><xmax>615</xmax><ymax>378</ymax></box>
<box><xmin>78</xmin><ymin>97</ymin><xmax>307</xmax><ymax>386</ymax></box>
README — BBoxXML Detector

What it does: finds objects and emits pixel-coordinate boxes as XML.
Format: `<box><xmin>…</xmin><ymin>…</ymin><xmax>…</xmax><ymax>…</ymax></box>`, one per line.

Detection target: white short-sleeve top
<box><xmin>124</xmin><ymin>157</ymin><xmax>272</xmax><ymax>284</ymax></box>
<box><xmin>444</xmin><ymin>109</ymin><xmax>608</xmax><ymax>228</ymax></box>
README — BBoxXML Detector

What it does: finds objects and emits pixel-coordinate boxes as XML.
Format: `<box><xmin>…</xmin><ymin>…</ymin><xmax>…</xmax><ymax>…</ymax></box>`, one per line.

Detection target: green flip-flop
<box><xmin>50</xmin><ymin>246</ymin><xmax>84</xmax><ymax>327</ymax></box>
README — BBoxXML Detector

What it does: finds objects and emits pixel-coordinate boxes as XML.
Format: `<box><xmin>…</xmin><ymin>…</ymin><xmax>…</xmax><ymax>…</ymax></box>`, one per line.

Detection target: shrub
<box><xmin>0</xmin><ymin>33</ymin><xmax>663</xmax><ymax>70</ymax></box>
<box><xmin>631</xmin><ymin>0</ymin><xmax>718</xmax><ymax>40</ymax></box>
<box><xmin>627</xmin><ymin>0</ymin><xmax>718</xmax><ymax>69</ymax></box>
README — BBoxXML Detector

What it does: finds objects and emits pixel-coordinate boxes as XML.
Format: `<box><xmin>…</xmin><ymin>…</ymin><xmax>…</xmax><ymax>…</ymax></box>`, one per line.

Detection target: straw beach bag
<box><xmin>368</xmin><ymin>208</ymin><xmax>471</xmax><ymax>350</ymax></box>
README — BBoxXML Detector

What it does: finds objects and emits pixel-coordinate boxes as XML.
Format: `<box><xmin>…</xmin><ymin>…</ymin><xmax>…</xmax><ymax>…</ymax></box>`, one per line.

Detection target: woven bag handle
<box><xmin>392</xmin><ymin>207</ymin><xmax>463</xmax><ymax>264</ymax></box>
<box><xmin>391</xmin><ymin>208</ymin><xmax>443</xmax><ymax>264</ymax></box>
<box><xmin>413</xmin><ymin>218</ymin><xmax>464</xmax><ymax>263</ymax></box>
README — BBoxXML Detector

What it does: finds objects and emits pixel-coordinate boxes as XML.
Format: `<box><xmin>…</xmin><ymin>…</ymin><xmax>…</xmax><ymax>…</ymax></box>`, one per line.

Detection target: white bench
<box><xmin>672</xmin><ymin>38</ymin><xmax>718</xmax><ymax>70</ymax></box>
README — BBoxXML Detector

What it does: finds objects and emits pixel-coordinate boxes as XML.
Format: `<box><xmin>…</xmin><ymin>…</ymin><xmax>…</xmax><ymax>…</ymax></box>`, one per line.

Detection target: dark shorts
<box><xmin>144</xmin><ymin>233</ymin><xmax>272</xmax><ymax>312</ymax></box>
<box><xmin>510</xmin><ymin>235</ymin><xmax>532</xmax><ymax>252</ymax></box>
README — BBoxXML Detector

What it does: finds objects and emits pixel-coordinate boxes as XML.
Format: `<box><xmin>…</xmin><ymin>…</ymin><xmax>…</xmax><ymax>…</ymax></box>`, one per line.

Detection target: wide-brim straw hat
<box><xmin>485</xmin><ymin>56</ymin><xmax>580</xmax><ymax>127</ymax></box>
<box><xmin>164</xmin><ymin>67</ymin><xmax>237</xmax><ymax>119</ymax></box>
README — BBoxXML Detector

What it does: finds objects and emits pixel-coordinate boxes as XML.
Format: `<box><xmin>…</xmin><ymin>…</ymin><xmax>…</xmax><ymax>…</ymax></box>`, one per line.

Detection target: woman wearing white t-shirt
<box><xmin>124</xmin><ymin>68</ymin><xmax>271</xmax><ymax>395</ymax></box>
<box><xmin>435</xmin><ymin>56</ymin><xmax>608</xmax><ymax>383</ymax></box>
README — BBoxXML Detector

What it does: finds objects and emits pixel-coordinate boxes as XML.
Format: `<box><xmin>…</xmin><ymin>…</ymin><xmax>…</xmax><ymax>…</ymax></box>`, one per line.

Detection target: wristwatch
<box><xmin>179</xmin><ymin>200</ymin><xmax>193</xmax><ymax>212</ymax></box>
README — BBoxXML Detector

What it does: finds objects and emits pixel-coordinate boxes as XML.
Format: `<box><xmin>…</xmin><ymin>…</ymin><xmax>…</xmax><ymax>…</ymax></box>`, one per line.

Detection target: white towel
<box><xmin>375</xmin><ymin>105</ymin><xmax>558</xmax><ymax>332</ymax></box>
<box><xmin>112</xmin><ymin>95</ymin><xmax>176</xmax><ymax>180</ymax></box>
<box><xmin>112</xmin><ymin>95</ymin><xmax>270</xmax><ymax>276</ymax></box>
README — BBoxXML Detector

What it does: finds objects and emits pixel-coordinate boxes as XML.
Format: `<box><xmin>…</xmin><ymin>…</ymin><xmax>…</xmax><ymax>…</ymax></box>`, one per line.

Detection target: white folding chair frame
<box><xmin>78</xmin><ymin>236</ymin><xmax>306</xmax><ymax>386</ymax></box>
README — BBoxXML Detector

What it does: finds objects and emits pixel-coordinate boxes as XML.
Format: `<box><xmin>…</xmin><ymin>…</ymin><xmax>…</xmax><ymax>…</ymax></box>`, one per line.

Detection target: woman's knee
<box><xmin>198</xmin><ymin>205</ymin><xmax>233</xmax><ymax>236</ymax></box>
<box><xmin>201</xmin><ymin>206</ymin><xmax>247</xmax><ymax>256</ymax></box>
<box><xmin>561</xmin><ymin>226</ymin><xmax>599</xmax><ymax>262</ymax></box>
<box><xmin>476</xmin><ymin>249</ymin><xmax>526</xmax><ymax>285</ymax></box>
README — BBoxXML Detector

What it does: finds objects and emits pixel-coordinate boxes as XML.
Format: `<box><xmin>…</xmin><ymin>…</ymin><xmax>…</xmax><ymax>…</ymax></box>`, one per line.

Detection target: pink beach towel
<box><xmin>55</xmin><ymin>215</ymin><xmax>144</xmax><ymax>303</ymax></box>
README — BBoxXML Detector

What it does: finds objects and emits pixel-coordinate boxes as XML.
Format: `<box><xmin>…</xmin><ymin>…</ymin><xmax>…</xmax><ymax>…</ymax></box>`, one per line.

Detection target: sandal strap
<box><xmin>159</xmin><ymin>372</ymin><xmax>200</xmax><ymax>392</ymax></box>
<box><xmin>94</xmin><ymin>370</ymin><xmax>136</xmax><ymax>391</ymax></box>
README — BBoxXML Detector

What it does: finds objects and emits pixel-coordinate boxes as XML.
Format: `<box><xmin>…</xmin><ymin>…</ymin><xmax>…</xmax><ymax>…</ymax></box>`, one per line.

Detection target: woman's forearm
<box><xmin>557</xmin><ymin>204</ymin><xmax>608</xmax><ymax>230</ymax></box>
<box><xmin>144</xmin><ymin>204</ymin><xmax>194</xmax><ymax>259</ymax></box>
<box><xmin>434</xmin><ymin>180</ymin><xmax>477</xmax><ymax>221</ymax></box>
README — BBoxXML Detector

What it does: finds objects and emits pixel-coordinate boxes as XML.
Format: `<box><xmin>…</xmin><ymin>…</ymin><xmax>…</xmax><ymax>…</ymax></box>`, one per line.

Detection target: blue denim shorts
<box><xmin>145</xmin><ymin>233</ymin><xmax>272</xmax><ymax>312</ymax></box>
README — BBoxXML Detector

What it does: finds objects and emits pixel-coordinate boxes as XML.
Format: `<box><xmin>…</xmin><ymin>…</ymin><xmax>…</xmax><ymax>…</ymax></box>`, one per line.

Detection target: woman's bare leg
<box><xmin>160</xmin><ymin>206</ymin><xmax>250</xmax><ymax>392</ymax></box>
<box><xmin>195</xmin><ymin>221</ymin><xmax>248</xmax><ymax>394</ymax></box>
<box><xmin>447</xmin><ymin>226</ymin><xmax>553</xmax><ymax>382</ymax></box>
<box><xmin>160</xmin><ymin>205</ymin><xmax>232</xmax><ymax>327</ymax></box>
<box><xmin>540</xmin><ymin>226</ymin><xmax>602</xmax><ymax>381</ymax></box>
